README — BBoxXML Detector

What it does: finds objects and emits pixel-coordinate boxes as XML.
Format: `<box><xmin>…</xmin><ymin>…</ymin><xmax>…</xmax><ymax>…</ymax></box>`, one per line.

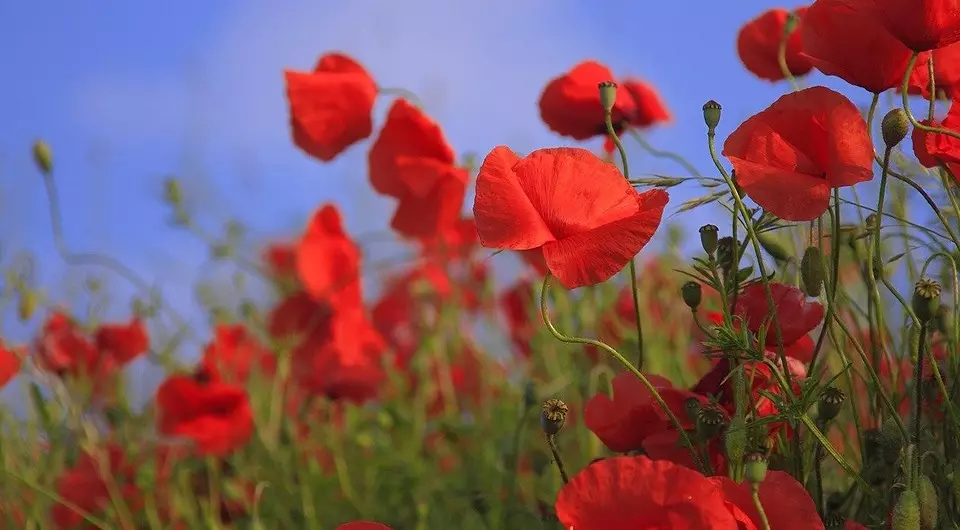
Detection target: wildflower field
<box><xmin>6</xmin><ymin>1</ymin><xmax>960</xmax><ymax>528</ymax></box>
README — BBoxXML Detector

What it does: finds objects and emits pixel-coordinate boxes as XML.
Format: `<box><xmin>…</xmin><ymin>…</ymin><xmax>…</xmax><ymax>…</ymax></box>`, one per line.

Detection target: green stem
<box><xmin>777</xmin><ymin>24</ymin><xmax>800</xmax><ymax>92</ymax></box>
<box><xmin>752</xmin><ymin>485</ymin><xmax>773</xmax><ymax>530</ymax></box>
<box><xmin>902</xmin><ymin>52</ymin><xmax>960</xmax><ymax>141</ymax></box>
<box><xmin>914</xmin><ymin>321</ymin><xmax>928</xmax><ymax>448</ymax></box>
<box><xmin>545</xmin><ymin>434</ymin><xmax>570</xmax><ymax>484</ymax></box>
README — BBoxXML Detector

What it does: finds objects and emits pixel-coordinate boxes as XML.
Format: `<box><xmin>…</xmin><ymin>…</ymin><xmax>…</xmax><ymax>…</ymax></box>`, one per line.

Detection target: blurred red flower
<box><xmin>875</xmin><ymin>0</ymin><xmax>960</xmax><ymax>51</ymax></box>
<box><xmin>296</xmin><ymin>204</ymin><xmax>363</xmax><ymax>308</ymax></box>
<box><xmin>156</xmin><ymin>372</ymin><xmax>254</xmax><ymax>456</ymax></box>
<box><xmin>621</xmin><ymin>78</ymin><xmax>672</xmax><ymax>128</ymax></box>
<box><xmin>368</xmin><ymin>99</ymin><xmax>468</xmax><ymax>240</ymax></box>
<box><xmin>736</xmin><ymin>282</ymin><xmax>825</xmax><ymax>347</ymax></box>
<box><xmin>198</xmin><ymin>324</ymin><xmax>276</xmax><ymax>384</ymax></box>
<box><xmin>284</xmin><ymin>52</ymin><xmax>377</xmax><ymax>162</ymax></box>
<box><xmin>901</xmin><ymin>44</ymin><xmax>960</xmax><ymax>99</ymax></box>
<box><xmin>0</xmin><ymin>340</ymin><xmax>23</xmax><ymax>389</ymax></box>
<box><xmin>723</xmin><ymin>86</ymin><xmax>873</xmax><ymax>221</ymax></box>
<box><xmin>912</xmin><ymin>95</ymin><xmax>960</xmax><ymax>176</ymax></box>
<box><xmin>801</xmin><ymin>0</ymin><xmax>913</xmax><ymax>92</ymax></box>
<box><xmin>737</xmin><ymin>7</ymin><xmax>814</xmax><ymax>81</ymax></box>
<box><xmin>500</xmin><ymin>278</ymin><xmax>537</xmax><ymax>359</ymax></box>
<box><xmin>474</xmin><ymin>146</ymin><xmax>668</xmax><ymax>288</ymax></box>
<box><xmin>51</xmin><ymin>445</ymin><xmax>144</xmax><ymax>530</ymax></box>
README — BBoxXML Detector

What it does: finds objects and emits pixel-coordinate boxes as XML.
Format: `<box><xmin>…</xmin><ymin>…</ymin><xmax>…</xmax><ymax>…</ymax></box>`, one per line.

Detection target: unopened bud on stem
<box><xmin>801</xmin><ymin>246</ymin><xmax>826</xmax><ymax>297</ymax></box>
<box><xmin>881</xmin><ymin>108</ymin><xmax>910</xmax><ymax>148</ymax></box>
<box><xmin>32</xmin><ymin>140</ymin><xmax>52</xmax><ymax>175</ymax></box>
<box><xmin>699</xmin><ymin>224</ymin><xmax>719</xmax><ymax>257</ymax></box>
<box><xmin>681</xmin><ymin>281</ymin><xmax>702</xmax><ymax>311</ymax></box>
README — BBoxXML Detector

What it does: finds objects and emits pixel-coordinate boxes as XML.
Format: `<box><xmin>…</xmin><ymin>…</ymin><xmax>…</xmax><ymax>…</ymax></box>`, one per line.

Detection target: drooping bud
<box><xmin>913</xmin><ymin>278</ymin><xmax>943</xmax><ymax>323</ymax></box>
<box><xmin>716</xmin><ymin>236</ymin><xmax>737</xmax><ymax>276</ymax></box>
<box><xmin>757</xmin><ymin>232</ymin><xmax>791</xmax><ymax>263</ymax></box>
<box><xmin>880</xmin><ymin>416</ymin><xmax>904</xmax><ymax>465</ymax></box>
<box><xmin>598</xmin><ymin>82</ymin><xmax>617</xmax><ymax>114</ymax></box>
<box><xmin>699</xmin><ymin>224</ymin><xmax>719</xmax><ymax>257</ymax></box>
<box><xmin>32</xmin><ymin>140</ymin><xmax>52</xmax><ymax>175</ymax></box>
<box><xmin>744</xmin><ymin>451</ymin><xmax>769</xmax><ymax>485</ymax></box>
<box><xmin>702</xmin><ymin>100</ymin><xmax>722</xmax><ymax>133</ymax></box>
<box><xmin>681</xmin><ymin>281</ymin><xmax>702</xmax><ymax>311</ymax></box>
<box><xmin>540</xmin><ymin>398</ymin><xmax>568</xmax><ymax>436</ymax></box>
<box><xmin>801</xmin><ymin>246</ymin><xmax>826</xmax><ymax>297</ymax></box>
<box><xmin>697</xmin><ymin>404</ymin><xmax>726</xmax><ymax>439</ymax></box>
<box><xmin>891</xmin><ymin>490</ymin><xmax>921</xmax><ymax>530</ymax></box>
<box><xmin>881</xmin><ymin>108</ymin><xmax>910</xmax><ymax>148</ymax></box>
<box><xmin>917</xmin><ymin>475</ymin><xmax>938</xmax><ymax>530</ymax></box>
<box><xmin>724</xmin><ymin>416</ymin><xmax>747</xmax><ymax>467</ymax></box>
<box><xmin>818</xmin><ymin>386</ymin><xmax>845</xmax><ymax>422</ymax></box>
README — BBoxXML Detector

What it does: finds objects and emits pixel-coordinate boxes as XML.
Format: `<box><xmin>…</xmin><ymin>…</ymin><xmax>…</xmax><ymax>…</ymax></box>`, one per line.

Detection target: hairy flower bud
<box><xmin>681</xmin><ymin>281</ymin><xmax>702</xmax><ymax>311</ymax></box>
<box><xmin>918</xmin><ymin>475</ymin><xmax>938</xmax><ymax>530</ymax></box>
<box><xmin>818</xmin><ymin>386</ymin><xmax>845</xmax><ymax>422</ymax></box>
<box><xmin>881</xmin><ymin>108</ymin><xmax>910</xmax><ymax>148</ymax></box>
<box><xmin>892</xmin><ymin>490</ymin><xmax>921</xmax><ymax>530</ymax></box>
<box><xmin>32</xmin><ymin>140</ymin><xmax>52</xmax><ymax>175</ymax></box>
<box><xmin>724</xmin><ymin>416</ymin><xmax>747</xmax><ymax>466</ymax></box>
<box><xmin>757</xmin><ymin>232</ymin><xmax>791</xmax><ymax>262</ymax></box>
<box><xmin>598</xmin><ymin>81</ymin><xmax>617</xmax><ymax>114</ymax></box>
<box><xmin>935</xmin><ymin>305</ymin><xmax>954</xmax><ymax>337</ymax></box>
<box><xmin>699</xmin><ymin>224</ymin><xmax>719</xmax><ymax>257</ymax></box>
<box><xmin>913</xmin><ymin>278</ymin><xmax>943</xmax><ymax>323</ymax></box>
<box><xmin>540</xmin><ymin>398</ymin><xmax>568</xmax><ymax>436</ymax></box>
<box><xmin>801</xmin><ymin>246</ymin><xmax>826</xmax><ymax>297</ymax></box>
<box><xmin>702</xmin><ymin>100</ymin><xmax>722</xmax><ymax>132</ymax></box>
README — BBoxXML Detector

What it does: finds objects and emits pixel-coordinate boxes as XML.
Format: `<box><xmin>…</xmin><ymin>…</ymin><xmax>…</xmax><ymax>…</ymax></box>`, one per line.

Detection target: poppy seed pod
<box><xmin>698</xmin><ymin>404</ymin><xmax>726</xmax><ymax>439</ymax></box>
<box><xmin>598</xmin><ymin>81</ymin><xmax>618</xmax><ymax>113</ymax></box>
<box><xmin>892</xmin><ymin>490</ymin><xmax>921</xmax><ymax>530</ymax></box>
<box><xmin>917</xmin><ymin>475</ymin><xmax>938</xmax><ymax>530</ymax></box>
<box><xmin>702</xmin><ymin>100</ymin><xmax>722</xmax><ymax>132</ymax></box>
<box><xmin>912</xmin><ymin>278</ymin><xmax>943</xmax><ymax>323</ymax></box>
<box><xmin>744</xmin><ymin>452</ymin><xmax>769</xmax><ymax>485</ymax></box>
<box><xmin>681</xmin><ymin>281</ymin><xmax>702</xmax><ymax>311</ymax></box>
<box><xmin>818</xmin><ymin>386</ymin><xmax>845</xmax><ymax>422</ymax></box>
<box><xmin>716</xmin><ymin>237</ymin><xmax>737</xmax><ymax>276</ymax></box>
<box><xmin>881</xmin><ymin>108</ymin><xmax>910</xmax><ymax>148</ymax></box>
<box><xmin>699</xmin><ymin>224</ymin><xmax>719</xmax><ymax>256</ymax></box>
<box><xmin>32</xmin><ymin>140</ymin><xmax>52</xmax><ymax>175</ymax></box>
<box><xmin>757</xmin><ymin>232</ymin><xmax>792</xmax><ymax>262</ymax></box>
<box><xmin>540</xmin><ymin>398</ymin><xmax>568</xmax><ymax>436</ymax></box>
<box><xmin>800</xmin><ymin>246</ymin><xmax>826</xmax><ymax>297</ymax></box>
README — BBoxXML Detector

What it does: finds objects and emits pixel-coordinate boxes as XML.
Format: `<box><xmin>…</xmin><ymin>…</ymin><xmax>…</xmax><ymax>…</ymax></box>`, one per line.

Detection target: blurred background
<box><xmin>0</xmin><ymin>0</ymin><xmax>832</xmax><ymax>409</ymax></box>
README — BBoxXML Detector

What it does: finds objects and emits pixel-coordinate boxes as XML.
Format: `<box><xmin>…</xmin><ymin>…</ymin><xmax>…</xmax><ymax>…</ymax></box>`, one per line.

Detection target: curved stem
<box><xmin>752</xmin><ymin>485</ymin><xmax>772</xmax><ymax>530</ymax></box>
<box><xmin>538</xmin><ymin>274</ymin><xmax>705</xmax><ymax>472</ymax></box>
<box><xmin>777</xmin><ymin>25</ymin><xmax>799</xmax><ymax>92</ymax></box>
<box><xmin>902</xmin><ymin>52</ymin><xmax>960</xmax><ymax>141</ymax></box>
<box><xmin>378</xmin><ymin>86</ymin><xmax>424</xmax><ymax>108</ymax></box>
<box><xmin>808</xmin><ymin>189</ymin><xmax>841</xmax><ymax>373</ymax></box>
<box><xmin>606</xmin><ymin>114</ymin><xmax>646</xmax><ymax>369</ymax></box>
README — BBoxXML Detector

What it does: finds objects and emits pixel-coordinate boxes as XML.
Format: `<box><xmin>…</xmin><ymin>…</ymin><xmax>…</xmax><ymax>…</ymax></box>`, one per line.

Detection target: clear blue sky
<box><xmin>1</xmin><ymin>0</ymin><xmax>879</xmax><ymax>408</ymax></box>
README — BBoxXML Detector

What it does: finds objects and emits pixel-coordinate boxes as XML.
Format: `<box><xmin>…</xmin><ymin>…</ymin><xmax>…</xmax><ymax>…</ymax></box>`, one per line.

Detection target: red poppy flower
<box><xmin>584</xmin><ymin>372</ymin><xmax>709</xmax><ymax>453</ymax></box>
<box><xmin>801</xmin><ymin>0</ymin><xmax>913</xmax><ymax>93</ymax></box>
<box><xmin>94</xmin><ymin>318</ymin><xmax>149</xmax><ymax>365</ymax></box>
<box><xmin>912</xmin><ymin>95</ymin><xmax>960</xmax><ymax>175</ymax></box>
<box><xmin>0</xmin><ymin>340</ymin><xmax>23</xmax><ymax>389</ymax></box>
<box><xmin>284</xmin><ymin>53</ymin><xmax>377</xmax><ymax>162</ymax></box>
<box><xmin>296</xmin><ymin>204</ymin><xmax>363</xmax><ymax>307</ymax></box>
<box><xmin>539</xmin><ymin>61</ymin><xmax>638</xmax><ymax>140</ymax></box>
<box><xmin>555</xmin><ymin>456</ymin><xmax>742</xmax><ymax>529</ymax></box>
<box><xmin>642</xmin><ymin>429</ymin><xmax>729</xmax><ymax>476</ymax></box>
<box><xmin>709</xmin><ymin>471</ymin><xmax>823</xmax><ymax>530</ymax></box>
<box><xmin>722</xmin><ymin>86</ymin><xmax>874</xmax><ymax>221</ymax></box>
<box><xmin>419</xmin><ymin>217</ymin><xmax>478</xmax><ymax>262</ymax></box>
<box><xmin>335</xmin><ymin>522</ymin><xmax>393</xmax><ymax>530</ymax></box>
<box><xmin>517</xmin><ymin>248</ymin><xmax>550</xmax><ymax>277</ymax></box>
<box><xmin>36</xmin><ymin>312</ymin><xmax>150</xmax><ymax>384</ymax></box>
<box><xmin>736</xmin><ymin>282</ymin><xmax>825</xmax><ymax>346</ymax></box>
<box><xmin>500</xmin><ymin>278</ymin><xmax>537</xmax><ymax>359</ymax></box>
<box><xmin>901</xmin><ymin>45</ymin><xmax>960</xmax><ymax>99</ymax></box>
<box><xmin>875</xmin><ymin>0</ymin><xmax>960</xmax><ymax>51</ymax></box>
<box><xmin>263</xmin><ymin>242</ymin><xmax>298</xmax><ymax>280</ymax></box>
<box><xmin>199</xmin><ymin>324</ymin><xmax>276</xmax><ymax>384</ymax></box>
<box><xmin>622</xmin><ymin>78</ymin><xmax>672</xmax><ymax>128</ymax></box>
<box><xmin>156</xmin><ymin>373</ymin><xmax>254</xmax><ymax>456</ymax></box>
<box><xmin>368</xmin><ymin>99</ymin><xmax>468</xmax><ymax>239</ymax></box>
<box><xmin>50</xmin><ymin>445</ymin><xmax>144</xmax><ymax>530</ymax></box>
<box><xmin>737</xmin><ymin>7</ymin><xmax>814</xmax><ymax>82</ymax></box>
<box><xmin>474</xmin><ymin>146</ymin><xmax>668</xmax><ymax>288</ymax></box>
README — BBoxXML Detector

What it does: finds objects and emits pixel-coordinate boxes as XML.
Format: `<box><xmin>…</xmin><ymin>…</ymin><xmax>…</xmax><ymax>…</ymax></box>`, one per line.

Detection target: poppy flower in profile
<box><xmin>539</xmin><ymin>61</ymin><xmax>638</xmax><ymax>141</ymax></box>
<box><xmin>368</xmin><ymin>99</ymin><xmax>468</xmax><ymax>240</ymax></box>
<box><xmin>912</xmin><ymin>95</ymin><xmax>960</xmax><ymax>176</ymax></box>
<box><xmin>621</xmin><ymin>79</ymin><xmax>672</xmax><ymax>128</ymax></box>
<box><xmin>722</xmin><ymin>86</ymin><xmax>873</xmax><ymax>221</ymax></box>
<box><xmin>555</xmin><ymin>456</ymin><xmax>742</xmax><ymax>529</ymax></box>
<box><xmin>296</xmin><ymin>204</ymin><xmax>363</xmax><ymax>307</ymax></box>
<box><xmin>0</xmin><ymin>341</ymin><xmax>23</xmax><ymax>389</ymax></box>
<box><xmin>284</xmin><ymin>53</ymin><xmax>377</xmax><ymax>162</ymax></box>
<box><xmin>901</xmin><ymin>45</ymin><xmax>960</xmax><ymax>99</ymax></box>
<box><xmin>584</xmin><ymin>372</ymin><xmax>708</xmax><ymax>453</ymax></box>
<box><xmin>737</xmin><ymin>7</ymin><xmax>814</xmax><ymax>82</ymax></box>
<box><xmin>335</xmin><ymin>522</ymin><xmax>393</xmax><ymax>530</ymax></box>
<box><xmin>736</xmin><ymin>282</ymin><xmax>825</xmax><ymax>346</ymax></box>
<box><xmin>474</xmin><ymin>146</ymin><xmax>668</xmax><ymax>288</ymax></box>
<box><xmin>801</xmin><ymin>0</ymin><xmax>913</xmax><ymax>93</ymax></box>
<box><xmin>710</xmin><ymin>471</ymin><xmax>823</xmax><ymax>529</ymax></box>
<box><xmin>875</xmin><ymin>0</ymin><xmax>960</xmax><ymax>51</ymax></box>
<box><xmin>156</xmin><ymin>372</ymin><xmax>254</xmax><ymax>456</ymax></box>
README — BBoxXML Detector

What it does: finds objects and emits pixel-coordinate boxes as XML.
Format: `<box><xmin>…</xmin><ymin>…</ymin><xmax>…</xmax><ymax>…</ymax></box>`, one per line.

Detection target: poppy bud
<box><xmin>699</xmin><ymin>224</ymin><xmax>719</xmax><ymax>256</ymax></box>
<box><xmin>724</xmin><ymin>416</ymin><xmax>747</xmax><ymax>466</ymax></box>
<box><xmin>681</xmin><ymin>281</ymin><xmax>702</xmax><ymax>311</ymax></box>
<box><xmin>912</xmin><ymin>278</ymin><xmax>943</xmax><ymax>323</ymax></box>
<box><xmin>540</xmin><ymin>398</ymin><xmax>568</xmax><ymax>436</ymax></box>
<box><xmin>881</xmin><ymin>108</ymin><xmax>910</xmax><ymax>148</ymax></box>
<box><xmin>800</xmin><ymin>246</ymin><xmax>826</xmax><ymax>297</ymax></box>
<box><xmin>757</xmin><ymin>232</ymin><xmax>792</xmax><ymax>262</ymax></box>
<box><xmin>598</xmin><ymin>81</ymin><xmax>617</xmax><ymax>114</ymax></box>
<box><xmin>879</xmin><ymin>417</ymin><xmax>903</xmax><ymax>464</ymax></box>
<box><xmin>716</xmin><ymin>236</ymin><xmax>737</xmax><ymax>276</ymax></box>
<box><xmin>698</xmin><ymin>404</ymin><xmax>726</xmax><ymax>439</ymax></box>
<box><xmin>892</xmin><ymin>490</ymin><xmax>921</xmax><ymax>530</ymax></box>
<box><xmin>17</xmin><ymin>291</ymin><xmax>36</xmax><ymax>323</ymax></box>
<box><xmin>163</xmin><ymin>177</ymin><xmax>184</xmax><ymax>206</ymax></box>
<box><xmin>32</xmin><ymin>140</ymin><xmax>52</xmax><ymax>175</ymax></box>
<box><xmin>818</xmin><ymin>386</ymin><xmax>845</xmax><ymax>422</ymax></box>
<box><xmin>744</xmin><ymin>451</ymin><xmax>768</xmax><ymax>485</ymax></box>
<box><xmin>935</xmin><ymin>305</ymin><xmax>953</xmax><ymax>337</ymax></box>
<box><xmin>917</xmin><ymin>475</ymin><xmax>938</xmax><ymax>530</ymax></box>
<box><xmin>685</xmin><ymin>397</ymin><xmax>702</xmax><ymax>423</ymax></box>
<box><xmin>702</xmin><ymin>100</ymin><xmax>722</xmax><ymax>132</ymax></box>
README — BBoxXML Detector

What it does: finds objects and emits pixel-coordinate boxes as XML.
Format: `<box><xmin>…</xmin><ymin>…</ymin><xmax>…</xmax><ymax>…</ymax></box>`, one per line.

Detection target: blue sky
<box><xmin>0</xmin><ymin>0</ymin><xmax>895</xmax><ymax>408</ymax></box>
